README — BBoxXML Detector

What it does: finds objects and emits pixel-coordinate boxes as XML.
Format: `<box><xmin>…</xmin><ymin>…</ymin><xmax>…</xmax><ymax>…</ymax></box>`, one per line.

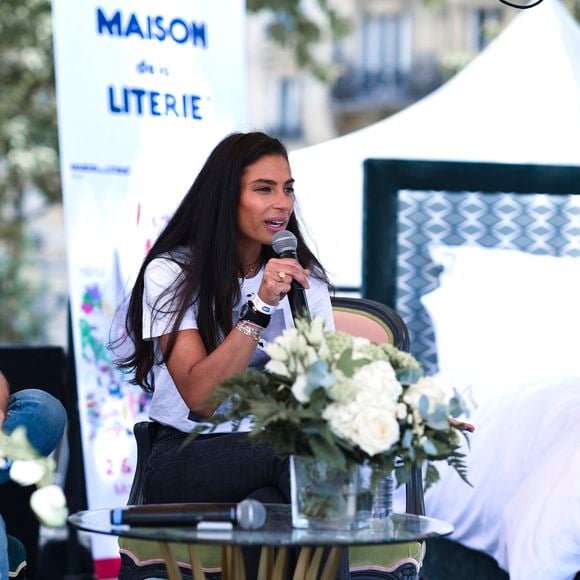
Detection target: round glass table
<box><xmin>69</xmin><ymin>504</ymin><xmax>453</xmax><ymax>580</ymax></box>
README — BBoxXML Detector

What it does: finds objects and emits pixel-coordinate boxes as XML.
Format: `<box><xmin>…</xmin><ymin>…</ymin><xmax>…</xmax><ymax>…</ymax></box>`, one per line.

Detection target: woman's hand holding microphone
<box><xmin>258</xmin><ymin>258</ymin><xmax>309</xmax><ymax>306</ymax></box>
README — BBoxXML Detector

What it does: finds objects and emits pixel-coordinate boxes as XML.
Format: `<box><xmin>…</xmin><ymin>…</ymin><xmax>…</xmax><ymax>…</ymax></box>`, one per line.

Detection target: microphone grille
<box><xmin>236</xmin><ymin>499</ymin><xmax>267</xmax><ymax>530</ymax></box>
<box><xmin>272</xmin><ymin>230</ymin><xmax>297</xmax><ymax>256</ymax></box>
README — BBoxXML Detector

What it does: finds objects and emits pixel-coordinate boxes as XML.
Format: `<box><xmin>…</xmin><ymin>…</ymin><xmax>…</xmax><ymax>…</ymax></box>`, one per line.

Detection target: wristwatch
<box><xmin>239</xmin><ymin>300</ymin><xmax>271</xmax><ymax>328</ymax></box>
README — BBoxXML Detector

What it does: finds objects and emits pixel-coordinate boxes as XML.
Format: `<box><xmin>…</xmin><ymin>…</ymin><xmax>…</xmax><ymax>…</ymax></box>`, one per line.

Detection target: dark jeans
<box><xmin>144</xmin><ymin>428</ymin><xmax>289</xmax><ymax>505</ymax></box>
<box><xmin>143</xmin><ymin>426</ymin><xmax>348</xmax><ymax>579</ymax></box>
<box><xmin>1</xmin><ymin>389</ymin><xmax>67</xmax><ymax>579</ymax></box>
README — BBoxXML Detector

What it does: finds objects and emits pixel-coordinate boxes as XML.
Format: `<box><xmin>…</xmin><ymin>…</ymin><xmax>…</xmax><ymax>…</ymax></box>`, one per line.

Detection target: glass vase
<box><xmin>354</xmin><ymin>462</ymin><xmax>374</xmax><ymax>529</ymax></box>
<box><xmin>290</xmin><ymin>455</ymin><xmax>365</xmax><ymax>530</ymax></box>
<box><xmin>371</xmin><ymin>470</ymin><xmax>395</xmax><ymax>521</ymax></box>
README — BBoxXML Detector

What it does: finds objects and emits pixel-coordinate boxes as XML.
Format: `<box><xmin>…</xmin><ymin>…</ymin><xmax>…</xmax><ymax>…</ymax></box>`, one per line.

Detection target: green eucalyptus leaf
<box><xmin>448</xmin><ymin>394</ymin><xmax>467</xmax><ymax>418</ymax></box>
<box><xmin>402</xmin><ymin>429</ymin><xmax>414</xmax><ymax>449</ymax></box>
<box><xmin>336</xmin><ymin>347</ymin><xmax>355</xmax><ymax>377</ymax></box>
<box><xmin>397</xmin><ymin>369</ymin><xmax>424</xmax><ymax>384</ymax></box>
<box><xmin>421</xmin><ymin>440</ymin><xmax>438</xmax><ymax>455</ymax></box>
<box><xmin>419</xmin><ymin>394</ymin><xmax>429</xmax><ymax>419</ymax></box>
<box><xmin>426</xmin><ymin>419</ymin><xmax>449</xmax><ymax>431</ymax></box>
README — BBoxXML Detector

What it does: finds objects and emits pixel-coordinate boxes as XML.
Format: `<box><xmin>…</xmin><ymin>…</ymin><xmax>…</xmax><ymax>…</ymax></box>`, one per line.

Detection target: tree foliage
<box><xmin>2</xmin><ymin>0</ymin><xmax>580</xmax><ymax>340</ymax></box>
<box><xmin>0</xmin><ymin>0</ymin><xmax>59</xmax><ymax>342</ymax></box>
<box><xmin>247</xmin><ymin>0</ymin><xmax>350</xmax><ymax>81</ymax></box>
<box><xmin>0</xmin><ymin>0</ymin><xmax>60</xmax><ymax>209</ymax></box>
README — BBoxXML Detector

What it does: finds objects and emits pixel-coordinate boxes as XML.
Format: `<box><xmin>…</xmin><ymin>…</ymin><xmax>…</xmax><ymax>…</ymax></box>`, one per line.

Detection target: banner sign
<box><xmin>52</xmin><ymin>1</ymin><xmax>246</xmax><ymax>573</ymax></box>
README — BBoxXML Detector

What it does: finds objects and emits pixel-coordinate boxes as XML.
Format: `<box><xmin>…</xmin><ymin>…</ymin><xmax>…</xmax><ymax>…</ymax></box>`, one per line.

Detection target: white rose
<box><xmin>30</xmin><ymin>485</ymin><xmax>68</xmax><ymax>527</ymax></box>
<box><xmin>323</xmin><ymin>402</ymin><xmax>356</xmax><ymax>440</ymax></box>
<box><xmin>403</xmin><ymin>377</ymin><xmax>448</xmax><ymax>415</ymax></box>
<box><xmin>324</xmin><ymin>401</ymin><xmax>400</xmax><ymax>457</ymax></box>
<box><xmin>10</xmin><ymin>459</ymin><xmax>47</xmax><ymax>486</ymax></box>
<box><xmin>353</xmin><ymin>361</ymin><xmax>401</xmax><ymax>404</ymax></box>
<box><xmin>349</xmin><ymin>406</ymin><xmax>400</xmax><ymax>456</ymax></box>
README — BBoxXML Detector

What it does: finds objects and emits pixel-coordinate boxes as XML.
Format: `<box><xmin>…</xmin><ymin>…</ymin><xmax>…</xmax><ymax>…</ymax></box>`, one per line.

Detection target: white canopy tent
<box><xmin>290</xmin><ymin>0</ymin><xmax>580</xmax><ymax>288</ymax></box>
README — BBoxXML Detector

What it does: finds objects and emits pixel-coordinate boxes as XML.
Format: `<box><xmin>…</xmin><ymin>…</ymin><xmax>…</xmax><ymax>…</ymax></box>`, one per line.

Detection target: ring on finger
<box><xmin>277</xmin><ymin>271</ymin><xmax>286</xmax><ymax>281</ymax></box>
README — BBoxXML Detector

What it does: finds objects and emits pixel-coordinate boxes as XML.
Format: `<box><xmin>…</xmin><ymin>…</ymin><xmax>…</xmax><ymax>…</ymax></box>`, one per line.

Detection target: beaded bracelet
<box><xmin>235</xmin><ymin>320</ymin><xmax>263</xmax><ymax>342</ymax></box>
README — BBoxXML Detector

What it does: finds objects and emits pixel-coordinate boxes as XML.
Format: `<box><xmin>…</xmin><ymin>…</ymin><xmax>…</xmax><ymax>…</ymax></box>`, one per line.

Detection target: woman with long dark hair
<box><xmin>117</xmin><ymin>131</ymin><xmax>335</xmax><ymax>516</ymax></box>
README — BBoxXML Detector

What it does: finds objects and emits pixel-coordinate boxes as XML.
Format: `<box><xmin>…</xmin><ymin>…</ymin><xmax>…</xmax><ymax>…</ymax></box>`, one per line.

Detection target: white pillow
<box><xmin>422</xmin><ymin>245</ymin><xmax>580</xmax><ymax>405</ymax></box>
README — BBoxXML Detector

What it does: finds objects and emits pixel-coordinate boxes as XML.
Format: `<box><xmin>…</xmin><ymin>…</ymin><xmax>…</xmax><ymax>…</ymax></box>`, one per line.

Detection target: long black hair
<box><xmin>117</xmin><ymin>131</ymin><xmax>330</xmax><ymax>391</ymax></box>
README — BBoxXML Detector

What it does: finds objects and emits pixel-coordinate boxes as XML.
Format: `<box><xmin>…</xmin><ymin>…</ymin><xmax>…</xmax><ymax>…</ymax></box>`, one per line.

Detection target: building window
<box><xmin>269</xmin><ymin>77</ymin><xmax>303</xmax><ymax>140</ymax></box>
<box><xmin>361</xmin><ymin>12</ymin><xmax>411</xmax><ymax>91</ymax></box>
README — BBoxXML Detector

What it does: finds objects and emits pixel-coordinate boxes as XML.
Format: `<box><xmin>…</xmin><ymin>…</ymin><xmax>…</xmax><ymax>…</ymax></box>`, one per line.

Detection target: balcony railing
<box><xmin>332</xmin><ymin>67</ymin><xmax>411</xmax><ymax>104</ymax></box>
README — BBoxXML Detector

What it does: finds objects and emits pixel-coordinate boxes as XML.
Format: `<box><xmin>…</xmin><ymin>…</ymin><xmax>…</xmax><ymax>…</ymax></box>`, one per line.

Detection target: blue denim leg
<box><xmin>0</xmin><ymin>515</ymin><xmax>8</xmax><ymax>580</ymax></box>
<box><xmin>0</xmin><ymin>389</ymin><xmax>67</xmax><ymax>485</ymax></box>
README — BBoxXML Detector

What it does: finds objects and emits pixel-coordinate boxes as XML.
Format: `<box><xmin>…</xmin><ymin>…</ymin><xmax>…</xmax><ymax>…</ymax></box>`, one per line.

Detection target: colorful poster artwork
<box><xmin>52</xmin><ymin>1</ymin><xmax>247</xmax><ymax>571</ymax></box>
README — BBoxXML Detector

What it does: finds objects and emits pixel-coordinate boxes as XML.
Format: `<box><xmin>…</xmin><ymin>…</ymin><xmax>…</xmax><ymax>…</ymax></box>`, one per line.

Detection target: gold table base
<box><xmin>158</xmin><ymin>541</ymin><xmax>344</xmax><ymax>580</ymax></box>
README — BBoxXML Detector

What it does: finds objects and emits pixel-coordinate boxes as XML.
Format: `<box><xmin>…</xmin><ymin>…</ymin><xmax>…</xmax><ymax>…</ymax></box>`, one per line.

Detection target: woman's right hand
<box><xmin>258</xmin><ymin>257</ymin><xmax>310</xmax><ymax>306</ymax></box>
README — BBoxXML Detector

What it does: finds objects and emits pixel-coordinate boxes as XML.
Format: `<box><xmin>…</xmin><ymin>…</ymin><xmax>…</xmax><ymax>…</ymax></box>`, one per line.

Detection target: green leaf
<box><xmin>419</xmin><ymin>395</ymin><xmax>429</xmax><ymax>419</ymax></box>
<box><xmin>448</xmin><ymin>392</ymin><xmax>468</xmax><ymax>418</ymax></box>
<box><xmin>395</xmin><ymin>465</ymin><xmax>411</xmax><ymax>486</ymax></box>
<box><xmin>401</xmin><ymin>429</ymin><xmax>414</xmax><ymax>449</ymax></box>
<box><xmin>308</xmin><ymin>435</ymin><xmax>346</xmax><ymax>471</ymax></box>
<box><xmin>306</xmin><ymin>360</ymin><xmax>335</xmax><ymax>389</ymax></box>
<box><xmin>425</xmin><ymin>404</ymin><xmax>449</xmax><ymax>430</ymax></box>
<box><xmin>335</xmin><ymin>348</ymin><xmax>371</xmax><ymax>378</ymax></box>
<box><xmin>421</xmin><ymin>440</ymin><xmax>438</xmax><ymax>456</ymax></box>
<box><xmin>397</xmin><ymin>369</ymin><xmax>424</xmax><ymax>384</ymax></box>
<box><xmin>336</xmin><ymin>347</ymin><xmax>354</xmax><ymax>377</ymax></box>
<box><xmin>424</xmin><ymin>463</ymin><xmax>440</xmax><ymax>490</ymax></box>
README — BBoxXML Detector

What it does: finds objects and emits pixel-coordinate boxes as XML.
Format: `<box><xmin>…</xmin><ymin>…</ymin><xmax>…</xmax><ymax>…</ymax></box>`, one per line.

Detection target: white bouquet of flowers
<box><xmin>203</xmin><ymin>316</ymin><xmax>469</xmax><ymax>488</ymax></box>
<box><xmin>0</xmin><ymin>427</ymin><xmax>68</xmax><ymax>527</ymax></box>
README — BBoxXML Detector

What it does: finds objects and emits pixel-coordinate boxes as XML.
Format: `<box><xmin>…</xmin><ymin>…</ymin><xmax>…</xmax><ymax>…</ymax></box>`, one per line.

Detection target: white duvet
<box><xmin>425</xmin><ymin>376</ymin><xmax>580</xmax><ymax>580</ymax></box>
<box><xmin>415</xmin><ymin>245</ymin><xmax>580</xmax><ymax>579</ymax></box>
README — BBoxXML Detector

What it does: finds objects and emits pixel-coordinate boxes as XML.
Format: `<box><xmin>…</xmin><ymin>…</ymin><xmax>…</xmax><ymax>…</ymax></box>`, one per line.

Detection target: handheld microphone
<box><xmin>110</xmin><ymin>499</ymin><xmax>267</xmax><ymax>530</ymax></box>
<box><xmin>272</xmin><ymin>230</ymin><xmax>311</xmax><ymax>322</ymax></box>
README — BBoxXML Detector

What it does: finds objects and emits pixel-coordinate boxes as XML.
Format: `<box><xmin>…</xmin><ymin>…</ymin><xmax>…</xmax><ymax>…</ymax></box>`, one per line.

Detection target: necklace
<box><xmin>242</xmin><ymin>258</ymin><xmax>261</xmax><ymax>278</ymax></box>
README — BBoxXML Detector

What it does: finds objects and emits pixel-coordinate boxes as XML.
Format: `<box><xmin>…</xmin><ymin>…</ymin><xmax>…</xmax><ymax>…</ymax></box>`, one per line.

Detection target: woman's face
<box><xmin>237</xmin><ymin>154</ymin><xmax>295</xmax><ymax>253</ymax></box>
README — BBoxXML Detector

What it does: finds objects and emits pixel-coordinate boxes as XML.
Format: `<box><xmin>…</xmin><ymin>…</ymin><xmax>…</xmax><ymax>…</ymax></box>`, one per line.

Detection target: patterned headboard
<box><xmin>362</xmin><ymin>160</ymin><xmax>580</xmax><ymax>374</ymax></box>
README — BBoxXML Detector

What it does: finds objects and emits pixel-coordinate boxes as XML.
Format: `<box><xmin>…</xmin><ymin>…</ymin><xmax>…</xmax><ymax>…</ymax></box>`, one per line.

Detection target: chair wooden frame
<box><xmin>330</xmin><ymin>297</ymin><xmax>424</xmax><ymax>516</ymax></box>
<box><xmin>331</xmin><ymin>296</ymin><xmax>410</xmax><ymax>352</ymax></box>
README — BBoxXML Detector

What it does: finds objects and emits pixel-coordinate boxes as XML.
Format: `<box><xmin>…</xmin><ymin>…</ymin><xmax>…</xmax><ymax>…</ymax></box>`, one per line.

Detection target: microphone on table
<box><xmin>272</xmin><ymin>230</ymin><xmax>311</xmax><ymax>322</ymax></box>
<box><xmin>110</xmin><ymin>499</ymin><xmax>267</xmax><ymax>530</ymax></box>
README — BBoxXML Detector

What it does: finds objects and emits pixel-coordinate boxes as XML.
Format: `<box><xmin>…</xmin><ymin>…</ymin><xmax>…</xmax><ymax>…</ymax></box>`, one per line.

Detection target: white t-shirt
<box><xmin>142</xmin><ymin>253</ymin><xmax>334</xmax><ymax>433</ymax></box>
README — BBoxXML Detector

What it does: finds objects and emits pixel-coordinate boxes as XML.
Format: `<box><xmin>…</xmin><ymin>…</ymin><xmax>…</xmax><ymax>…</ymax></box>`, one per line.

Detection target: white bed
<box><xmin>419</xmin><ymin>246</ymin><xmax>580</xmax><ymax>580</ymax></box>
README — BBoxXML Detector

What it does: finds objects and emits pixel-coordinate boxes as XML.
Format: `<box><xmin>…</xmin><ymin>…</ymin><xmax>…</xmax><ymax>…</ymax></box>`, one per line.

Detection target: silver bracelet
<box><xmin>235</xmin><ymin>320</ymin><xmax>263</xmax><ymax>342</ymax></box>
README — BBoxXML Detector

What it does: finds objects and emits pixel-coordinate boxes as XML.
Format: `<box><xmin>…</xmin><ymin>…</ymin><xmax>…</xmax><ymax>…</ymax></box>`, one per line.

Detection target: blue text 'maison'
<box><xmin>96</xmin><ymin>8</ymin><xmax>207</xmax><ymax>48</ymax></box>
